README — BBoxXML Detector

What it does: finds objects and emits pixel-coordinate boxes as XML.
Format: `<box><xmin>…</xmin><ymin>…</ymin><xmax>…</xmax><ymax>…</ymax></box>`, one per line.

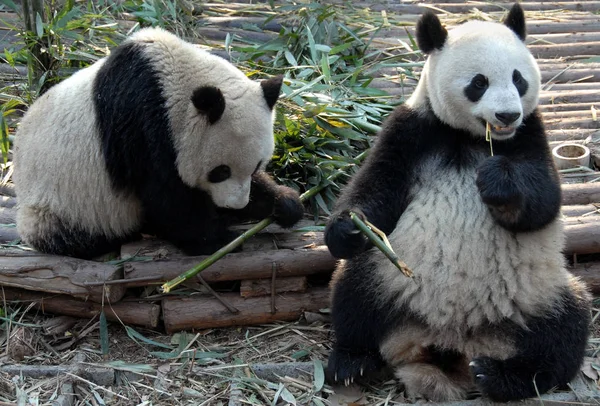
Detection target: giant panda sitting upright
<box><xmin>14</xmin><ymin>27</ymin><xmax>303</xmax><ymax>259</ymax></box>
<box><xmin>324</xmin><ymin>4</ymin><xmax>591</xmax><ymax>402</ymax></box>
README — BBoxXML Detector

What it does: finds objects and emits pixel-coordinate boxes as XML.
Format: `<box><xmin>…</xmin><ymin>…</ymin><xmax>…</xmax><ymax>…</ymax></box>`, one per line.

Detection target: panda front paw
<box><xmin>326</xmin><ymin>347</ymin><xmax>385</xmax><ymax>386</ymax></box>
<box><xmin>272</xmin><ymin>186</ymin><xmax>304</xmax><ymax>228</ymax></box>
<box><xmin>325</xmin><ymin>209</ymin><xmax>369</xmax><ymax>259</ymax></box>
<box><xmin>476</xmin><ymin>156</ymin><xmax>523</xmax><ymax>210</ymax></box>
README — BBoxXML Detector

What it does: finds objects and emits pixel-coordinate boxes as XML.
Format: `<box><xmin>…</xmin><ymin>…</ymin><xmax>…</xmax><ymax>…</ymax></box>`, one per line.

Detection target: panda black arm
<box><xmin>476</xmin><ymin>111</ymin><xmax>561</xmax><ymax>232</ymax></box>
<box><xmin>325</xmin><ymin>106</ymin><xmax>426</xmax><ymax>259</ymax></box>
<box><xmin>224</xmin><ymin>171</ymin><xmax>304</xmax><ymax>228</ymax></box>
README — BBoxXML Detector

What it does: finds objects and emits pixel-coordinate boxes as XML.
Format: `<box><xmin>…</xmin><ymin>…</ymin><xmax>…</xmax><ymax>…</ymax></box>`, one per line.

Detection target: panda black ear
<box><xmin>416</xmin><ymin>11</ymin><xmax>448</xmax><ymax>54</ymax></box>
<box><xmin>504</xmin><ymin>3</ymin><xmax>526</xmax><ymax>41</ymax></box>
<box><xmin>261</xmin><ymin>75</ymin><xmax>283</xmax><ymax>110</ymax></box>
<box><xmin>191</xmin><ymin>86</ymin><xmax>225</xmax><ymax>124</ymax></box>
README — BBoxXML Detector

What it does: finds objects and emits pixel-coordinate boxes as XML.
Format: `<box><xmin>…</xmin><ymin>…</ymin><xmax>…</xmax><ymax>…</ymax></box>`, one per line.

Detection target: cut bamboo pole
<box><xmin>125</xmin><ymin>246</ymin><xmax>336</xmax><ymax>286</ymax></box>
<box><xmin>0</xmin><ymin>256</ymin><xmax>125</xmax><ymax>303</ymax></box>
<box><xmin>240</xmin><ymin>276</ymin><xmax>308</xmax><ymax>298</ymax></box>
<box><xmin>162</xmin><ymin>287</ymin><xmax>329</xmax><ymax>333</ymax></box>
<box><xmin>1</xmin><ymin>287</ymin><xmax>160</xmax><ymax>328</ymax></box>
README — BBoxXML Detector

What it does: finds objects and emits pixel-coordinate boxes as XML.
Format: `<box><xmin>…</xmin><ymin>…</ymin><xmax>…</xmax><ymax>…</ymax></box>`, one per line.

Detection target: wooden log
<box><xmin>529</xmin><ymin>41</ymin><xmax>600</xmax><ymax>58</ymax></box>
<box><xmin>569</xmin><ymin>263</ymin><xmax>600</xmax><ymax>295</ymax></box>
<box><xmin>547</xmin><ymin>128</ymin><xmax>599</xmax><ymax>142</ymax></box>
<box><xmin>0</xmin><ymin>183</ymin><xmax>16</xmax><ymax>197</ymax></box>
<box><xmin>562</xmin><ymin>204</ymin><xmax>600</xmax><ymax>217</ymax></box>
<box><xmin>0</xmin><ymin>247</ymin><xmax>44</xmax><ymax>257</ymax></box>
<box><xmin>540</xmin><ymin>102</ymin><xmax>600</xmax><ymax>112</ymax></box>
<box><xmin>240</xmin><ymin>276</ymin><xmax>308</xmax><ymax>298</ymax></box>
<box><xmin>0</xmin><ymin>196</ymin><xmax>16</xmax><ymax>208</ymax></box>
<box><xmin>563</xmin><ymin>215</ymin><xmax>600</xmax><ymax>225</ymax></box>
<box><xmin>124</xmin><ymin>245</ymin><xmax>337</xmax><ymax>286</ymax></box>
<box><xmin>539</xmin><ymin>90</ymin><xmax>599</xmax><ymax>105</ymax></box>
<box><xmin>0</xmin><ymin>225</ymin><xmax>19</xmax><ymax>243</ymax></box>
<box><xmin>542</xmin><ymin>110</ymin><xmax>600</xmax><ymax>119</ymax></box>
<box><xmin>529</xmin><ymin>32</ymin><xmax>600</xmax><ymax>45</ymax></box>
<box><xmin>543</xmin><ymin>117</ymin><xmax>599</xmax><ymax>130</ymax></box>
<box><xmin>564</xmin><ymin>222</ymin><xmax>600</xmax><ymax>255</ymax></box>
<box><xmin>540</xmin><ymin>69</ymin><xmax>598</xmax><ymax>84</ymax></box>
<box><xmin>0</xmin><ymin>256</ymin><xmax>126</xmax><ymax>303</ymax></box>
<box><xmin>162</xmin><ymin>287</ymin><xmax>329</xmax><ymax>333</ymax></box>
<box><xmin>0</xmin><ymin>206</ymin><xmax>16</xmax><ymax>224</ymax></box>
<box><xmin>362</xmin><ymin>2</ymin><xmax>600</xmax><ymax>13</ymax></box>
<box><xmin>1</xmin><ymin>287</ymin><xmax>160</xmax><ymax>328</ymax></box>
<box><xmin>562</xmin><ymin>183</ymin><xmax>600</xmax><ymax>206</ymax></box>
<box><xmin>120</xmin><ymin>231</ymin><xmax>325</xmax><ymax>260</ymax></box>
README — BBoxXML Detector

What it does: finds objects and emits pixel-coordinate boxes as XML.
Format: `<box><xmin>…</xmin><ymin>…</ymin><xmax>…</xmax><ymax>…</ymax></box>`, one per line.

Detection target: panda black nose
<box><xmin>495</xmin><ymin>112</ymin><xmax>521</xmax><ymax>125</ymax></box>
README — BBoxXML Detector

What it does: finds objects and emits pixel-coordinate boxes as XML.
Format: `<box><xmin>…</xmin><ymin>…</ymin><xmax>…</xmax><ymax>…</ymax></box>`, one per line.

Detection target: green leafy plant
<box><xmin>229</xmin><ymin>2</ymin><xmax>421</xmax><ymax>213</ymax></box>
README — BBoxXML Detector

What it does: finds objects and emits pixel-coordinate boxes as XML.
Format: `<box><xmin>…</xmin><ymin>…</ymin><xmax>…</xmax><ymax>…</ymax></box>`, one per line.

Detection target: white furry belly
<box><xmin>373</xmin><ymin>164</ymin><xmax>568</xmax><ymax>330</ymax></box>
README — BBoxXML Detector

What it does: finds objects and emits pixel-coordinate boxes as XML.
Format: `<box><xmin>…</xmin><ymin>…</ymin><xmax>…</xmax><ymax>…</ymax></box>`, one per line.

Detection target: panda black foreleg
<box><xmin>140</xmin><ymin>182</ymin><xmax>239</xmax><ymax>256</ymax></box>
<box><xmin>476</xmin><ymin>154</ymin><xmax>561</xmax><ymax>232</ymax></box>
<box><xmin>470</xmin><ymin>288</ymin><xmax>590</xmax><ymax>402</ymax></box>
<box><xmin>327</xmin><ymin>256</ymin><xmax>394</xmax><ymax>385</ymax></box>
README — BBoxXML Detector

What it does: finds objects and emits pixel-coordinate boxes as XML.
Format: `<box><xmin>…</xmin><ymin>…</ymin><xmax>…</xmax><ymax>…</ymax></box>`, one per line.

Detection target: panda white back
<box><xmin>15</xmin><ymin>60</ymin><xmax>143</xmax><ymax>240</ymax></box>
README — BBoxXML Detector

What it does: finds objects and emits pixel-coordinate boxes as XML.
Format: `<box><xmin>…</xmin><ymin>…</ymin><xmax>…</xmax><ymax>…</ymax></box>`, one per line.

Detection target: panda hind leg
<box><xmin>470</xmin><ymin>285</ymin><xmax>591</xmax><ymax>402</ymax></box>
<box><xmin>327</xmin><ymin>257</ymin><xmax>391</xmax><ymax>385</ymax></box>
<box><xmin>17</xmin><ymin>206</ymin><xmax>129</xmax><ymax>259</ymax></box>
<box><xmin>393</xmin><ymin>346</ymin><xmax>472</xmax><ymax>401</ymax></box>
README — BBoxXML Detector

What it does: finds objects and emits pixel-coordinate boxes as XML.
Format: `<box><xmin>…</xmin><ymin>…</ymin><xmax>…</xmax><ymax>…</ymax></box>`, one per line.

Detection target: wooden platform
<box><xmin>0</xmin><ymin>0</ymin><xmax>599</xmax><ymax>332</ymax></box>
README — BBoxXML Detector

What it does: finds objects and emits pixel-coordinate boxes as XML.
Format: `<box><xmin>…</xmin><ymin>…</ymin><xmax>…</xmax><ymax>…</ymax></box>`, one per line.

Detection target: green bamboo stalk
<box><xmin>349</xmin><ymin>211</ymin><xmax>413</xmax><ymax>278</ymax></box>
<box><xmin>161</xmin><ymin>152</ymin><xmax>368</xmax><ymax>293</ymax></box>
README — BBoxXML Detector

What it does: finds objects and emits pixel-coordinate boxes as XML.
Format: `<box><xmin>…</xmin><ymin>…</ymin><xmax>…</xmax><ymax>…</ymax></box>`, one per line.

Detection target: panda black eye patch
<box><xmin>208</xmin><ymin>165</ymin><xmax>231</xmax><ymax>183</ymax></box>
<box><xmin>464</xmin><ymin>74</ymin><xmax>488</xmax><ymax>102</ymax></box>
<box><xmin>513</xmin><ymin>69</ymin><xmax>529</xmax><ymax>97</ymax></box>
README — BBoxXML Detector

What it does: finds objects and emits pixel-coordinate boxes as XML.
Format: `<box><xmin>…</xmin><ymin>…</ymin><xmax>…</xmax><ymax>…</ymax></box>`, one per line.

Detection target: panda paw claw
<box><xmin>470</xmin><ymin>357</ymin><xmax>503</xmax><ymax>391</ymax></box>
<box><xmin>327</xmin><ymin>348</ymin><xmax>384</xmax><ymax>386</ymax></box>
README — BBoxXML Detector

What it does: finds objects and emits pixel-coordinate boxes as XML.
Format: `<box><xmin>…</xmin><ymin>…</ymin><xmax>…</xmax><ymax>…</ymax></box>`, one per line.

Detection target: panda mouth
<box><xmin>479</xmin><ymin>119</ymin><xmax>516</xmax><ymax>137</ymax></box>
<box><xmin>490</xmin><ymin>124</ymin><xmax>516</xmax><ymax>136</ymax></box>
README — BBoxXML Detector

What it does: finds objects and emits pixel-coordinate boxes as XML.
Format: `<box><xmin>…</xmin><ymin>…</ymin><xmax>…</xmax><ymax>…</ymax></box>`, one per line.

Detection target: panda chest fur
<box><xmin>372</xmin><ymin>154</ymin><xmax>567</xmax><ymax>330</ymax></box>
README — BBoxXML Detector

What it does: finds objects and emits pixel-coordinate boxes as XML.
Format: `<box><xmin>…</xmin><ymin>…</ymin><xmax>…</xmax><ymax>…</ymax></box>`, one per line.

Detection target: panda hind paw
<box><xmin>470</xmin><ymin>357</ymin><xmax>516</xmax><ymax>401</ymax></box>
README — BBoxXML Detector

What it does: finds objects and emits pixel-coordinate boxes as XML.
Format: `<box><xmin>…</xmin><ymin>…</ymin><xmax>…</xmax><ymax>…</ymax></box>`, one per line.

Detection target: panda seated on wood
<box><xmin>14</xmin><ymin>27</ymin><xmax>304</xmax><ymax>259</ymax></box>
<box><xmin>324</xmin><ymin>4</ymin><xmax>591</xmax><ymax>402</ymax></box>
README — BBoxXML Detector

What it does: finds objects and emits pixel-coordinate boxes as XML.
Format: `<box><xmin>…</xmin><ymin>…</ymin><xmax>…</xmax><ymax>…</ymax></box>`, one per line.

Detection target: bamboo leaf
<box><xmin>0</xmin><ymin>0</ymin><xmax>18</xmax><ymax>12</ymax></box>
<box><xmin>313</xmin><ymin>358</ymin><xmax>325</xmax><ymax>392</ymax></box>
<box><xmin>35</xmin><ymin>12</ymin><xmax>44</xmax><ymax>39</ymax></box>
<box><xmin>125</xmin><ymin>326</ymin><xmax>173</xmax><ymax>349</ymax></box>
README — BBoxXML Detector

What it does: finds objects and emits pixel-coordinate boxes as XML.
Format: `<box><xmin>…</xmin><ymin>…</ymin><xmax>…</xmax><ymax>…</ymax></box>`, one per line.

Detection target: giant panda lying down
<box><xmin>14</xmin><ymin>28</ymin><xmax>303</xmax><ymax>258</ymax></box>
<box><xmin>324</xmin><ymin>3</ymin><xmax>591</xmax><ymax>402</ymax></box>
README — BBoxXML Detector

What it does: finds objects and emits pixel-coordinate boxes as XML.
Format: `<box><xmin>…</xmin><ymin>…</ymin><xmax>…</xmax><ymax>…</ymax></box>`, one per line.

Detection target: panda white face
<box><xmin>174</xmin><ymin>77</ymin><xmax>281</xmax><ymax>209</ymax></box>
<box><xmin>410</xmin><ymin>5</ymin><xmax>540</xmax><ymax>140</ymax></box>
